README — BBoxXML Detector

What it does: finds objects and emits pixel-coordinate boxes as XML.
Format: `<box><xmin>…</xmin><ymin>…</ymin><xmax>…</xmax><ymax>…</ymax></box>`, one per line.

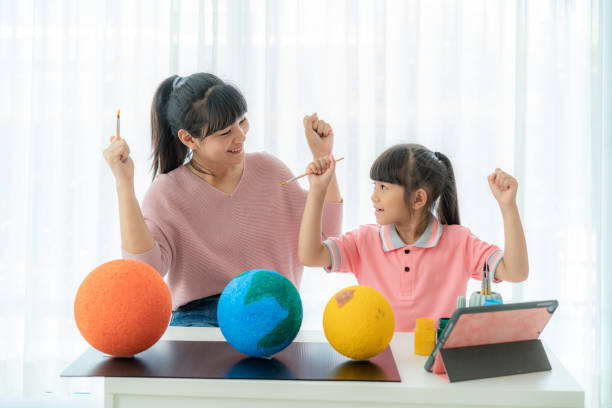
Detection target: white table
<box><xmin>101</xmin><ymin>327</ymin><xmax>584</xmax><ymax>408</ymax></box>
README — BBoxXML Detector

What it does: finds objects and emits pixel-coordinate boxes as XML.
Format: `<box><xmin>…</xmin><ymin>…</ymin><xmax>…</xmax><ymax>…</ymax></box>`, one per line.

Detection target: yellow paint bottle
<box><xmin>414</xmin><ymin>318</ymin><xmax>436</xmax><ymax>356</ymax></box>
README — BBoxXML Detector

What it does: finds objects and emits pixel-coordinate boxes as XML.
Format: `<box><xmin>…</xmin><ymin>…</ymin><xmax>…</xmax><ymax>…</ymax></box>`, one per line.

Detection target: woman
<box><xmin>103</xmin><ymin>73</ymin><xmax>342</xmax><ymax>326</ymax></box>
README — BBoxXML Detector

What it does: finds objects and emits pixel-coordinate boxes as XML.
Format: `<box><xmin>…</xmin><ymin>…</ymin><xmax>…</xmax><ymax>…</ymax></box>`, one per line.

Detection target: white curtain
<box><xmin>0</xmin><ymin>0</ymin><xmax>609</xmax><ymax>406</ymax></box>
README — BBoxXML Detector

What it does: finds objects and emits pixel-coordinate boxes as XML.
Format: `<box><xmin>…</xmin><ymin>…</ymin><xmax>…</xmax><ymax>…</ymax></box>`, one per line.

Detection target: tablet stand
<box><xmin>435</xmin><ymin>339</ymin><xmax>551</xmax><ymax>382</ymax></box>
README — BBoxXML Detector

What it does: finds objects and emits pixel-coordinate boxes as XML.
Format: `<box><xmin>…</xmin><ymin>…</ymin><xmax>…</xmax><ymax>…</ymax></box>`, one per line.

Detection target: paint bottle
<box><xmin>414</xmin><ymin>318</ymin><xmax>436</xmax><ymax>356</ymax></box>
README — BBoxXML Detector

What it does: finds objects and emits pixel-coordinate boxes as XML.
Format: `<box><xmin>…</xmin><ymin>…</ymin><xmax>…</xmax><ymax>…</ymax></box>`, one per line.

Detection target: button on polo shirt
<box><xmin>322</xmin><ymin>216</ymin><xmax>504</xmax><ymax>332</ymax></box>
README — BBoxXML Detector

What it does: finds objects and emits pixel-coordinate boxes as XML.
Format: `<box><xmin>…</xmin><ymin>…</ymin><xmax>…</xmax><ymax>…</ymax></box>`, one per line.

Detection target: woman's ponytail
<box><xmin>434</xmin><ymin>151</ymin><xmax>460</xmax><ymax>225</ymax></box>
<box><xmin>150</xmin><ymin>75</ymin><xmax>190</xmax><ymax>181</ymax></box>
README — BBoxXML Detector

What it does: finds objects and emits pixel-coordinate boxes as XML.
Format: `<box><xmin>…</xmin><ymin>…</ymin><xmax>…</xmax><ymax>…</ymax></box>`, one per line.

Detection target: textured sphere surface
<box><xmin>217</xmin><ymin>269</ymin><xmax>303</xmax><ymax>357</ymax></box>
<box><xmin>74</xmin><ymin>259</ymin><xmax>172</xmax><ymax>357</ymax></box>
<box><xmin>323</xmin><ymin>285</ymin><xmax>395</xmax><ymax>360</ymax></box>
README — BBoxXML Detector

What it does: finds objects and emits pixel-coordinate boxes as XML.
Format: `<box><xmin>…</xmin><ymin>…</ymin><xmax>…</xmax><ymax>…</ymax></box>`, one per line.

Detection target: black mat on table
<box><xmin>61</xmin><ymin>340</ymin><xmax>400</xmax><ymax>382</ymax></box>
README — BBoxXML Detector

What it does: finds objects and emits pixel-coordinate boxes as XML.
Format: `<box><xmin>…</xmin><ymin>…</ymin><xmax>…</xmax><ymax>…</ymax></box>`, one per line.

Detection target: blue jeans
<box><xmin>169</xmin><ymin>294</ymin><xmax>220</xmax><ymax>327</ymax></box>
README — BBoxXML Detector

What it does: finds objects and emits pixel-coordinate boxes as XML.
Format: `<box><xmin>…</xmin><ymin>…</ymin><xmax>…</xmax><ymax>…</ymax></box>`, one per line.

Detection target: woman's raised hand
<box><xmin>303</xmin><ymin>113</ymin><xmax>334</xmax><ymax>158</ymax></box>
<box><xmin>103</xmin><ymin>133</ymin><xmax>135</xmax><ymax>187</ymax></box>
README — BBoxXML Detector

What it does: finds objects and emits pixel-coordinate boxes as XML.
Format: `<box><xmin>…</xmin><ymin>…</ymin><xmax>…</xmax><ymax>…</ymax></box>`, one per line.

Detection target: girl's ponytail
<box><xmin>434</xmin><ymin>151</ymin><xmax>460</xmax><ymax>225</ymax></box>
<box><xmin>150</xmin><ymin>75</ymin><xmax>190</xmax><ymax>181</ymax></box>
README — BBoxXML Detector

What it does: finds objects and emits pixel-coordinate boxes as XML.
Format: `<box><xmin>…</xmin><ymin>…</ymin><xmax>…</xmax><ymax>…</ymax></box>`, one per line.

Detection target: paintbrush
<box><xmin>280</xmin><ymin>157</ymin><xmax>344</xmax><ymax>186</ymax></box>
<box><xmin>481</xmin><ymin>262</ymin><xmax>487</xmax><ymax>295</ymax></box>
<box><xmin>116</xmin><ymin>109</ymin><xmax>121</xmax><ymax>139</ymax></box>
<box><xmin>486</xmin><ymin>263</ymin><xmax>491</xmax><ymax>295</ymax></box>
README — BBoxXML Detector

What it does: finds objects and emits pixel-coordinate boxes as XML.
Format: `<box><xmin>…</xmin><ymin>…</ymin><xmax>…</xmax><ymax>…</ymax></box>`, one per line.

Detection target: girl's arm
<box><xmin>487</xmin><ymin>168</ymin><xmax>529</xmax><ymax>282</ymax></box>
<box><xmin>103</xmin><ymin>135</ymin><xmax>155</xmax><ymax>253</ymax></box>
<box><xmin>298</xmin><ymin>156</ymin><xmax>335</xmax><ymax>268</ymax></box>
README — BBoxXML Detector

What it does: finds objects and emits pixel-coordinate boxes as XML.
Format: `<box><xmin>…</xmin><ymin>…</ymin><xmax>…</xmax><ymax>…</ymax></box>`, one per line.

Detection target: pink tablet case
<box><xmin>432</xmin><ymin>307</ymin><xmax>554</xmax><ymax>382</ymax></box>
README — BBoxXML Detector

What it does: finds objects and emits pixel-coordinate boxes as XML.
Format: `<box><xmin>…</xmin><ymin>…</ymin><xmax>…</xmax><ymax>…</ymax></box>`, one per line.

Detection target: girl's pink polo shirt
<box><xmin>323</xmin><ymin>216</ymin><xmax>503</xmax><ymax>332</ymax></box>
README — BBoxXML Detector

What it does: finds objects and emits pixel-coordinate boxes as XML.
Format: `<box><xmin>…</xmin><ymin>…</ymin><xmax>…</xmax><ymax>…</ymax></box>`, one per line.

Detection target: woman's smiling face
<box><xmin>197</xmin><ymin>116</ymin><xmax>249</xmax><ymax>165</ymax></box>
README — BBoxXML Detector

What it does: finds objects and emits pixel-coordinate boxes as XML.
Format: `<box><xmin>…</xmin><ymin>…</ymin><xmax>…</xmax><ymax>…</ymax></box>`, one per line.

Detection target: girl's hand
<box><xmin>306</xmin><ymin>155</ymin><xmax>336</xmax><ymax>192</ymax></box>
<box><xmin>488</xmin><ymin>168</ymin><xmax>518</xmax><ymax>208</ymax></box>
<box><xmin>103</xmin><ymin>134</ymin><xmax>135</xmax><ymax>187</ymax></box>
<box><xmin>303</xmin><ymin>113</ymin><xmax>334</xmax><ymax>158</ymax></box>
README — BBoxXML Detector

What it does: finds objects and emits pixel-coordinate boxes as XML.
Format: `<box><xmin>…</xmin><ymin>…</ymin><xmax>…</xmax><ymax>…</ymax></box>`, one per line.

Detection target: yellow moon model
<box><xmin>323</xmin><ymin>285</ymin><xmax>395</xmax><ymax>360</ymax></box>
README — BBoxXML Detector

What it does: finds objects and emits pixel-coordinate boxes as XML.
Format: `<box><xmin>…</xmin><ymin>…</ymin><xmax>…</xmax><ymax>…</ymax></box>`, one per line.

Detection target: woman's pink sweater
<box><xmin>122</xmin><ymin>152</ymin><xmax>342</xmax><ymax>310</ymax></box>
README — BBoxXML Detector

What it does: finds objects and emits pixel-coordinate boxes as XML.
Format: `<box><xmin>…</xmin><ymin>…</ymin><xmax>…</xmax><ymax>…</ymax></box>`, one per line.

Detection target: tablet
<box><xmin>424</xmin><ymin>300</ymin><xmax>558</xmax><ymax>373</ymax></box>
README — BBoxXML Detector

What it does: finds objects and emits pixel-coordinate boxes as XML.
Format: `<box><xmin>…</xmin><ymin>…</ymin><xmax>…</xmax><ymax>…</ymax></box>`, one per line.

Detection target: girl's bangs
<box><xmin>370</xmin><ymin>146</ymin><xmax>409</xmax><ymax>185</ymax></box>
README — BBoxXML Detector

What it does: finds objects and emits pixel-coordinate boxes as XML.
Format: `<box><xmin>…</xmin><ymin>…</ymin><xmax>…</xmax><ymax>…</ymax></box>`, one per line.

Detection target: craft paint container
<box><xmin>468</xmin><ymin>291</ymin><xmax>503</xmax><ymax>307</ymax></box>
<box><xmin>414</xmin><ymin>318</ymin><xmax>436</xmax><ymax>356</ymax></box>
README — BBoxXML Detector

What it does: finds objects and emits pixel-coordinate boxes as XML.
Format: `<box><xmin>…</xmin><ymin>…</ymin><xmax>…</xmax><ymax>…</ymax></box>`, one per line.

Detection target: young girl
<box><xmin>298</xmin><ymin>144</ymin><xmax>528</xmax><ymax>332</ymax></box>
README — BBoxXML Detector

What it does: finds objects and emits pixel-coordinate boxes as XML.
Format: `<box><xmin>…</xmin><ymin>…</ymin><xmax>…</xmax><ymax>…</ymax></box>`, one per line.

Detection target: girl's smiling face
<box><xmin>371</xmin><ymin>181</ymin><xmax>411</xmax><ymax>225</ymax></box>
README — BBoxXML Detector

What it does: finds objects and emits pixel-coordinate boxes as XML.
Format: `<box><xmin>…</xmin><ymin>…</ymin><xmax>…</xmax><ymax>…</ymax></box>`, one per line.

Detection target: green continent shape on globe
<box><xmin>243</xmin><ymin>272</ymin><xmax>301</xmax><ymax>349</ymax></box>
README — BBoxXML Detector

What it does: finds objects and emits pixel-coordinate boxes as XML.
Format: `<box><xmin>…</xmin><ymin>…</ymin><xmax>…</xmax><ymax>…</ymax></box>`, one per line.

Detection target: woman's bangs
<box><xmin>204</xmin><ymin>85</ymin><xmax>248</xmax><ymax>135</ymax></box>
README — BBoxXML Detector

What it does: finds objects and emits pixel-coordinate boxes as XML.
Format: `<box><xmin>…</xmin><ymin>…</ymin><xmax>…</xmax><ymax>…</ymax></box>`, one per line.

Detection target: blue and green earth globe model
<box><xmin>217</xmin><ymin>269</ymin><xmax>303</xmax><ymax>358</ymax></box>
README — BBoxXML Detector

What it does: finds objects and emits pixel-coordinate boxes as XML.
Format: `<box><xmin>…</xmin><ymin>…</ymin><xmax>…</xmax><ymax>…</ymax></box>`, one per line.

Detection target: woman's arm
<box><xmin>103</xmin><ymin>135</ymin><xmax>155</xmax><ymax>253</ymax></box>
<box><xmin>487</xmin><ymin>169</ymin><xmax>529</xmax><ymax>282</ymax></box>
<box><xmin>324</xmin><ymin>172</ymin><xmax>342</xmax><ymax>203</ymax></box>
<box><xmin>298</xmin><ymin>156</ymin><xmax>335</xmax><ymax>268</ymax></box>
<box><xmin>303</xmin><ymin>113</ymin><xmax>342</xmax><ymax>204</ymax></box>
<box><xmin>116</xmin><ymin>183</ymin><xmax>156</xmax><ymax>253</ymax></box>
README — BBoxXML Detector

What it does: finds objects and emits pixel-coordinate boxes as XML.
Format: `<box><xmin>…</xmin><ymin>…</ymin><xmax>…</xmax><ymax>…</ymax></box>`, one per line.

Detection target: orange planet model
<box><xmin>74</xmin><ymin>259</ymin><xmax>172</xmax><ymax>357</ymax></box>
